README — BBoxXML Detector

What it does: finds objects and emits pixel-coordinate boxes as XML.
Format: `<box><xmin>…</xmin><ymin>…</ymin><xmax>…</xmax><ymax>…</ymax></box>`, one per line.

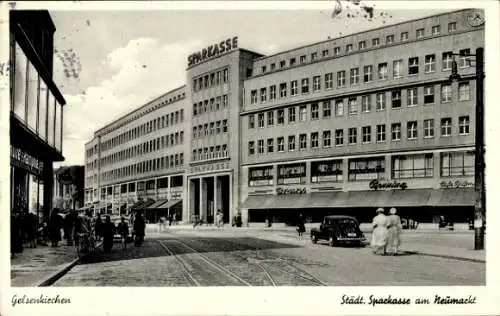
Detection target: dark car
<box><xmin>310</xmin><ymin>215</ymin><xmax>365</xmax><ymax>247</ymax></box>
<box><xmin>110</xmin><ymin>215</ymin><xmax>133</xmax><ymax>242</ymax></box>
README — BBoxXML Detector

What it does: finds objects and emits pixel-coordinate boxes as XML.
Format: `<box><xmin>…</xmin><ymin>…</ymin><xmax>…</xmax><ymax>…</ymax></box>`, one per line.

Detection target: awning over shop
<box><xmin>147</xmin><ymin>199</ymin><xmax>169</xmax><ymax>209</ymax></box>
<box><xmin>130</xmin><ymin>200</ymin><xmax>145</xmax><ymax>210</ymax></box>
<box><xmin>132</xmin><ymin>199</ymin><xmax>155</xmax><ymax>211</ymax></box>
<box><xmin>428</xmin><ymin>188</ymin><xmax>474</xmax><ymax>206</ymax></box>
<box><xmin>159</xmin><ymin>199</ymin><xmax>182</xmax><ymax>209</ymax></box>
<box><xmin>240</xmin><ymin>195</ymin><xmax>276</xmax><ymax>209</ymax></box>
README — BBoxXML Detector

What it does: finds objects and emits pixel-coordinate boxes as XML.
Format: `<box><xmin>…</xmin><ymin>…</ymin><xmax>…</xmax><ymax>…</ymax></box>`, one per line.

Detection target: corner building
<box><xmin>85</xmin><ymin>9</ymin><xmax>484</xmax><ymax>227</ymax></box>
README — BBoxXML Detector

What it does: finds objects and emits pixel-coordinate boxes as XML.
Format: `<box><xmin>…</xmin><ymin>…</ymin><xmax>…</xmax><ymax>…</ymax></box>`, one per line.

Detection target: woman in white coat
<box><xmin>371</xmin><ymin>208</ymin><xmax>389</xmax><ymax>255</ymax></box>
<box><xmin>386</xmin><ymin>207</ymin><xmax>403</xmax><ymax>255</ymax></box>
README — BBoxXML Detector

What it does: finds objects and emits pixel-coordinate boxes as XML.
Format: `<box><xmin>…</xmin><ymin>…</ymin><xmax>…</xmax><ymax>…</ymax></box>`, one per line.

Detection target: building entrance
<box><xmin>189</xmin><ymin>174</ymin><xmax>231</xmax><ymax>224</ymax></box>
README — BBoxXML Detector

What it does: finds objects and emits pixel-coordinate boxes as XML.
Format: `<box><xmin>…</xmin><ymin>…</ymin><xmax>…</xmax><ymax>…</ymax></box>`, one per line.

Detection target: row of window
<box><xmin>95</xmin><ymin>175</ymin><xmax>184</xmax><ymax>197</ymax></box>
<box><xmin>250</xmin><ymin>49</ymin><xmax>471</xmax><ymax>105</ymax></box>
<box><xmin>192</xmin><ymin>94</ymin><xmax>229</xmax><ymax>116</ymax></box>
<box><xmin>192</xmin><ymin>119</ymin><xmax>228</xmax><ymax>138</ymax></box>
<box><xmin>97</xmin><ymin>131</ymin><xmax>185</xmax><ymax>169</ymax></box>
<box><xmin>192</xmin><ymin>67</ymin><xmax>229</xmax><ymax>92</ymax></box>
<box><xmin>248</xmin><ymin>150</ymin><xmax>473</xmax><ymax>186</ymax></box>
<box><xmin>98</xmin><ymin>109</ymin><xmax>185</xmax><ymax>154</ymax></box>
<box><xmin>258</xmin><ymin>21</ymin><xmax>460</xmax><ymax>75</ymax></box>
<box><xmin>101</xmin><ymin>153</ymin><xmax>184</xmax><ymax>182</ymax></box>
<box><xmin>248</xmin><ymin>116</ymin><xmax>471</xmax><ymax>155</ymax></box>
<box><xmin>192</xmin><ymin>145</ymin><xmax>229</xmax><ymax>162</ymax></box>
<box><xmin>248</xmin><ymin>82</ymin><xmax>471</xmax><ymax>130</ymax></box>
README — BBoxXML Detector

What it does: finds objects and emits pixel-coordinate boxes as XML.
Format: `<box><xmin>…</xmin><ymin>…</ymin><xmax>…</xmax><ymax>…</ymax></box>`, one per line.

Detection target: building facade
<box><xmin>85</xmin><ymin>9</ymin><xmax>484</xmax><ymax>226</ymax></box>
<box><xmin>10</xmin><ymin>10</ymin><xmax>67</xmax><ymax>222</ymax></box>
<box><xmin>53</xmin><ymin>165</ymin><xmax>84</xmax><ymax>210</ymax></box>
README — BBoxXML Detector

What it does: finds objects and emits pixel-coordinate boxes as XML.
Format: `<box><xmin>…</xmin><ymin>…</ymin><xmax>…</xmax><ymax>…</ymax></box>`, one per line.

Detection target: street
<box><xmin>52</xmin><ymin>229</ymin><xmax>485</xmax><ymax>286</ymax></box>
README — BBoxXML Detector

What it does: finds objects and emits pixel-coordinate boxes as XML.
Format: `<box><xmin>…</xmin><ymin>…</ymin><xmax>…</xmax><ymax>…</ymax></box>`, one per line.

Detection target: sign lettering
<box><xmin>188</xmin><ymin>37</ymin><xmax>238</xmax><ymax>67</ymax></box>
<box><xmin>276</xmin><ymin>187</ymin><xmax>307</xmax><ymax>195</ymax></box>
<box><xmin>440</xmin><ymin>180</ymin><xmax>474</xmax><ymax>189</ymax></box>
<box><xmin>369</xmin><ymin>179</ymin><xmax>407</xmax><ymax>190</ymax></box>
<box><xmin>10</xmin><ymin>146</ymin><xmax>43</xmax><ymax>176</ymax></box>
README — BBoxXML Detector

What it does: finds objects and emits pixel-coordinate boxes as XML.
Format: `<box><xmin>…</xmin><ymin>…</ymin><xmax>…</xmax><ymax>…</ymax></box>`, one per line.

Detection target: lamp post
<box><xmin>449</xmin><ymin>47</ymin><xmax>485</xmax><ymax>250</ymax></box>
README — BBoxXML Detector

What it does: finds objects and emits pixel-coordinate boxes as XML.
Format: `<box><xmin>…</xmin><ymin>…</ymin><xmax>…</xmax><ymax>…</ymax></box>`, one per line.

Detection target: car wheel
<box><xmin>311</xmin><ymin>234</ymin><xmax>317</xmax><ymax>244</ymax></box>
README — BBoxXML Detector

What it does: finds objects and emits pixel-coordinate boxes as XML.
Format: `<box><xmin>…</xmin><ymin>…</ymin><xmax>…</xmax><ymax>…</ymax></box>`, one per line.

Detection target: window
<box><xmin>216</xmin><ymin>121</ymin><xmax>221</xmax><ymax>134</ymax></box>
<box><xmin>393</xmin><ymin>59</ymin><xmax>403</xmax><ymax>78</ymax></box>
<box><xmin>335</xmin><ymin>99</ymin><xmax>344</xmax><ymax>116</ymax></box>
<box><xmin>223</xmin><ymin>69</ymin><xmax>229</xmax><ymax>83</ymax></box>
<box><xmin>401</xmin><ymin>32</ymin><xmax>409</xmax><ymax>41</ymax></box>
<box><xmin>334</xmin><ymin>46</ymin><xmax>340</xmax><ymax>55</ymax></box>
<box><xmin>299</xmin><ymin>105</ymin><xmax>307</xmax><ymax>122</ymax></box>
<box><xmin>260</xmin><ymin>88</ymin><xmax>267</xmax><ymax>102</ymax></box>
<box><xmin>290</xmin><ymin>58</ymin><xmax>296</xmax><ymax>66</ymax></box>
<box><xmin>441</xmin><ymin>151</ymin><xmax>474</xmax><ymax>176</ymax></box>
<box><xmin>301</xmin><ymin>78</ymin><xmax>309</xmax><ymax>94</ymax></box>
<box><xmin>251</xmin><ymin>90</ymin><xmax>257</xmax><ymax>104</ymax></box>
<box><xmin>248</xmin><ymin>115</ymin><xmax>255</xmax><ymax>129</ymax></box>
<box><xmin>249</xmin><ymin>166</ymin><xmax>274</xmax><ymax>186</ymax></box>
<box><xmin>441</xmin><ymin>118</ymin><xmax>452</xmax><ymax>136</ymax></box>
<box><xmin>311</xmin><ymin>132</ymin><xmax>319</xmax><ymax>148</ymax></box>
<box><xmin>416</xmin><ymin>28</ymin><xmax>425</xmax><ymax>39</ymax></box>
<box><xmin>311</xmin><ymin>52</ymin><xmax>318</xmax><ymax>61</ymax></box>
<box><xmin>323</xmin><ymin>130</ymin><xmax>331</xmax><ymax>147</ymax></box>
<box><xmin>409</xmin><ymin>57</ymin><xmax>419</xmax><ymax>75</ymax></box>
<box><xmin>209</xmin><ymin>122</ymin><xmax>215</xmax><ymax>135</ymax></box>
<box><xmin>391</xmin><ymin>123</ymin><xmax>401</xmax><ymax>141</ymax></box>
<box><xmin>346</xmin><ymin>44</ymin><xmax>353</xmax><ymax>53</ymax></box>
<box><xmin>313</xmin><ymin>76</ymin><xmax>321</xmax><ymax>91</ymax></box>
<box><xmin>424</xmin><ymin>85</ymin><xmax>435</xmax><ymax>104</ymax></box>
<box><xmin>280</xmin><ymin>83</ymin><xmax>287</xmax><ymax>98</ymax></box>
<box><xmin>204</xmin><ymin>124</ymin><xmax>209</xmax><ymax>136</ymax></box>
<box><xmin>432</xmin><ymin>25</ymin><xmax>440</xmax><ymax>35</ymax></box>
<box><xmin>277</xmin><ymin>109</ymin><xmax>285</xmax><ymax>125</ymax></box>
<box><xmin>288</xmin><ymin>135</ymin><xmax>296</xmax><ymax>151</ymax></box>
<box><xmin>376</xmin><ymin>93</ymin><xmax>386</xmax><ymax>111</ymax></box>
<box><xmin>362</xmin><ymin>126</ymin><xmax>371</xmax><ymax>143</ymax></box>
<box><xmin>335</xmin><ymin>129</ymin><xmax>344</xmax><ymax>146</ymax></box>
<box><xmin>361</xmin><ymin>95</ymin><xmax>371</xmax><ymax>113</ymax></box>
<box><xmin>291</xmin><ymin>80</ymin><xmax>298</xmax><ymax>96</ymax></box>
<box><xmin>459</xmin><ymin>82</ymin><xmax>470</xmax><ymax>101</ymax></box>
<box><xmin>337</xmin><ymin>71</ymin><xmax>346</xmax><ymax>87</ymax></box>
<box><xmin>348</xmin><ymin>127</ymin><xmax>357</xmax><ymax>145</ymax></box>
<box><xmin>258</xmin><ymin>113</ymin><xmax>265</xmax><ymax>128</ymax></box>
<box><xmin>407</xmin><ymin>121</ymin><xmax>418</xmax><ymax>139</ymax></box>
<box><xmin>288</xmin><ymin>107</ymin><xmax>295</xmax><ymax>123</ymax></box>
<box><xmin>441</xmin><ymin>84</ymin><xmax>452</xmax><ymax>102</ymax></box>
<box><xmin>459</xmin><ymin>116</ymin><xmax>470</xmax><ymax>135</ymax></box>
<box><xmin>363</xmin><ymin>65</ymin><xmax>373</xmax><ymax>82</ymax></box>
<box><xmin>267</xmin><ymin>138</ymin><xmax>274</xmax><ymax>153</ymax></box>
<box><xmin>359</xmin><ymin>41</ymin><xmax>366</xmax><ymax>50</ymax></box>
<box><xmin>322</xmin><ymin>49</ymin><xmax>329</xmax><ymax>57</ymax></box>
<box><xmin>280</xmin><ymin>60</ymin><xmax>286</xmax><ymax>68</ymax></box>
<box><xmin>372</xmin><ymin>38</ymin><xmax>380</xmax><ymax>47</ymax></box>
<box><xmin>311</xmin><ymin>103</ymin><xmax>319</xmax><ymax>120</ymax></box>
<box><xmin>277</xmin><ymin>163</ymin><xmax>306</xmax><ymax>185</ymax></box>
<box><xmin>391</xmin><ymin>90</ymin><xmax>402</xmax><ymax>109</ymax></box>
<box><xmin>222</xmin><ymin>119</ymin><xmax>228</xmax><ymax>132</ymax></box>
<box><xmin>193</xmin><ymin>104</ymin><xmax>198</xmax><ymax>116</ymax></box>
<box><xmin>311</xmin><ymin>160</ymin><xmax>343</xmax><ymax>183</ymax></box>
<box><xmin>350</xmin><ymin>68</ymin><xmax>360</xmax><ymax>85</ymax></box>
<box><xmin>277</xmin><ymin>137</ymin><xmax>284</xmax><ymax>152</ymax></box>
<box><xmin>348</xmin><ymin>157</ymin><xmax>385</xmax><ymax>181</ymax></box>
<box><xmin>425</xmin><ymin>54</ymin><xmax>436</xmax><ymax>73</ymax></box>
<box><xmin>261</xmin><ymin>66</ymin><xmax>267</xmax><ymax>73</ymax></box>
<box><xmin>459</xmin><ymin>49</ymin><xmax>471</xmax><ymax>68</ymax></box>
<box><xmin>448</xmin><ymin>22</ymin><xmax>457</xmax><ymax>32</ymax></box>
<box><xmin>325</xmin><ymin>73</ymin><xmax>333</xmax><ymax>89</ymax></box>
<box><xmin>442</xmin><ymin>52</ymin><xmax>453</xmax><ymax>70</ymax></box>
<box><xmin>377</xmin><ymin>63</ymin><xmax>388</xmax><ymax>80</ymax></box>
<box><xmin>376</xmin><ymin>124</ymin><xmax>386</xmax><ymax>142</ymax></box>
<box><xmin>258</xmin><ymin>139</ymin><xmax>264</xmax><ymax>154</ymax></box>
<box><xmin>270</xmin><ymin>85</ymin><xmax>276</xmax><ymax>100</ymax></box>
<box><xmin>270</xmin><ymin>63</ymin><xmax>276</xmax><ymax>71</ymax></box>
<box><xmin>323</xmin><ymin>100</ymin><xmax>331</xmax><ymax>118</ymax></box>
<box><xmin>267</xmin><ymin>111</ymin><xmax>274</xmax><ymax>126</ymax></box>
<box><xmin>248</xmin><ymin>141</ymin><xmax>255</xmax><ymax>155</ymax></box>
<box><xmin>392</xmin><ymin>154</ymin><xmax>434</xmax><ymax>179</ymax></box>
<box><xmin>348</xmin><ymin>97</ymin><xmax>358</xmax><ymax>115</ymax></box>
<box><xmin>299</xmin><ymin>134</ymin><xmax>307</xmax><ymax>149</ymax></box>
<box><xmin>424</xmin><ymin>119</ymin><xmax>434</xmax><ymax>138</ymax></box>
<box><xmin>386</xmin><ymin>34</ymin><xmax>394</xmax><ymax>44</ymax></box>
<box><xmin>300</xmin><ymin>55</ymin><xmax>306</xmax><ymax>64</ymax></box>
<box><xmin>407</xmin><ymin>88</ymin><xmax>418</xmax><ymax>106</ymax></box>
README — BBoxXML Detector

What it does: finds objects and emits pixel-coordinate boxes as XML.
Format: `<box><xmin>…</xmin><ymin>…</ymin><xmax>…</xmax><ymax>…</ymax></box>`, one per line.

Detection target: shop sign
<box><xmin>276</xmin><ymin>187</ymin><xmax>307</xmax><ymax>195</ymax></box>
<box><xmin>369</xmin><ymin>179</ymin><xmax>407</xmax><ymax>190</ymax></box>
<box><xmin>188</xmin><ymin>36</ymin><xmax>238</xmax><ymax>66</ymax></box>
<box><xmin>192</xmin><ymin>162</ymin><xmax>229</xmax><ymax>173</ymax></box>
<box><xmin>11</xmin><ymin>146</ymin><xmax>43</xmax><ymax>176</ymax></box>
<box><xmin>440</xmin><ymin>180</ymin><xmax>474</xmax><ymax>189</ymax></box>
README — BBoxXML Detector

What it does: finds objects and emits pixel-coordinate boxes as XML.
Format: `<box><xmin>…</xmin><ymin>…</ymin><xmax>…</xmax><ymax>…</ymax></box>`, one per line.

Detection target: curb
<box><xmin>36</xmin><ymin>241</ymin><xmax>103</xmax><ymax>287</ymax></box>
<box><xmin>401</xmin><ymin>250</ymin><xmax>486</xmax><ymax>263</ymax></box>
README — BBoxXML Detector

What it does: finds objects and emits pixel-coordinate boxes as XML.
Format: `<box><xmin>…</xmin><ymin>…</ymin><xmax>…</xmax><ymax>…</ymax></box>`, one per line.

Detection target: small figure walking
<box><xmin>371</xmin><ymin>208</ymin><xmax>389</xmax><ymax>255</ymax></box>
<box><xmin>297</xmin><ymin>213</ymin><xmax>306</xmax><ymax>237</ymax></box>
<box><xmin>102</xmin><ymin>215</ymin><xmax>115</xmax><ymax>253</ymax></box>
<box><xmin>117</xmin><ymin>216</ymin><xmax>129</xmax><ymax>250</ymax></box>
<box><xmin>386</xmin><ymin>208</ymin><xmax>402</xmax><ymax>255</ymax></box>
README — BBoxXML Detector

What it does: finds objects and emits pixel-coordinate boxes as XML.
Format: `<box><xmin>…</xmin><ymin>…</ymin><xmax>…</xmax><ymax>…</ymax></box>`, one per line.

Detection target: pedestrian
<box><xmin>64</xmin><ymin>211</ymin><xmax>74</xmax><ymax>246</ymax></box>
<box><xmin>297</xmin><ymin>213</ymin><xmax>306</xmax><ymax>237</ymax></box>
<box><xmin>94</xmin><ymin>214</ymin><xmax>102</xmax><ymax>241</ymax></box>
<box><xmin>102</xmin><ymin>215</ymin><xmax>115</xmax><ymax>253</ymax></box>
<box><xmin>133</xmin><ymin>211</ymin><xmax>146</xmax><ymax>247</ymax></box>
<box><xmin>48</xmin><ymin>210</ymin><xmax>62</xmax><ymax>247</ymax></box>
<box><xmin>215</xmin><ymin>210</ymin><xmax>221</xmax><ymax>228</ymax></box>
<box><xmin>11</xmin><ymin>211</ymin><xmax>23</xmax><ymax>257</ymax></box>
<box><xmin>117</xmin><ymin>216</ymin><xmax>129</xmax><ymax>250</ymax></box>
<box><xmin>386</xmin><ymin>208</ymin><xmax>402</xmax><ymax>255</ymax></box>
<box><xmin>26</xmin><ymin>212</ymin><xmax>38</xmax><ymax>248</ymax></box>
<box><xmin>370</xmin><ymin>208</ymin><xmax>388</xmax><ymax>255</ymax></box>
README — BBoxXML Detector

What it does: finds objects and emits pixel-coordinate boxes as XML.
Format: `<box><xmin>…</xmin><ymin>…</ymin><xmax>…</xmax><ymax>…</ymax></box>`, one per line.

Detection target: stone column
<box><xmin>200</xmin><ymin>177</ymin><xmax>207</xmax><ymax>223</ymax></box>
<box><xmin>214</xmin><ymin>176</ymin><xmax>223</xmax><ymax>224</ymax></box>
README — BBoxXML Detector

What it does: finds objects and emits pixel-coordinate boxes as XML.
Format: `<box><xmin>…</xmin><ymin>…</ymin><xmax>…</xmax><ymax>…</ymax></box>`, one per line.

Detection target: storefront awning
<box><xmin>130</xmin><ymin>200</ymin><xmax>145</xmax><ymax>210</ymax></box>
<box><xmin>428</xmin><ymin>188</ymin><xmax>474</xmax><ymax>206</ymax></box>
<box><xmin>160</xmin><ymin>199</ymin><xmax>182</xmax><ymax>209</ymax></box>
<box><xmin>240</xmin><ymin>195</ymin><xmax>276</xmax><ymax>209</ymax></box>
<box><xmin>147</xmin><ymin>199</ymin><xmax>169</xmax><ymax>209</ymax></box>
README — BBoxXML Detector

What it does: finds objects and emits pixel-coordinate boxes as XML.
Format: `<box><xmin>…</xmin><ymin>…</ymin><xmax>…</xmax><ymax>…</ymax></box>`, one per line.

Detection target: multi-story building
<box><xmin>10</xmin><ymin>10</ymin><xmax>67</xmax><ymax>221</ymax></box>
<box><xmin>85</xmin><ymin>9</ymin><xmax>484</xmax><ymax>227</ymax></box>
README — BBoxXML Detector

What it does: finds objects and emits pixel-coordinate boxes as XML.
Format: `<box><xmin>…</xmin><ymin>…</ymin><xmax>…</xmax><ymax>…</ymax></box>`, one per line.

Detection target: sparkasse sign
<box><xmin>188</xmin><ymin>36</ymin><xmax>238</xmax><ymax>67</ymax></box>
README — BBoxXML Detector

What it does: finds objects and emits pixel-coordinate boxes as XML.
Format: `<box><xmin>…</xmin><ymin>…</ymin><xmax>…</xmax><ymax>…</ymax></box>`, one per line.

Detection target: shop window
<box><xmin>13</xmin><ymin>43</ymin><xmax>27</xmax><ymax>122</ymax></box>
<box><xmin>26</xmin><ymin>61</ymin><xmax>39</xmax><ymax>133</ymax></box>
<box><xmin>38</xmin><ymin>79</ymin><xmax>48</xmax><ymax>141</ymax></box>
<box><xmin>440</xmin><ymin>151</ymin><xmax>474</xmax><ymax>177</ymax></box>
<box><xmin>311</xmin><ymin>160</ymin><xmax>343</xmax><ymax>183</ymax></box>
<box><xmin>277</xmin><ymin>163</ymin><xmax>306</xmax><ymax>185</ymax></box>
<box><xmin>392</xmin><ymin>153</ymin><xmax>434</xmax><ymax>179</ymax></box>
<box><xmin>348</xmin><ymin>157</ymin><xmax>385</xmax><ymax>181</ymax></box>
<box><xmin>249</xmin><ymin>166</ymin><xmax>274</xmax><ymax>186</ymax></box>
<box><xmin>47</xmin><ymin>92</ymin><xmax>55</xmax><ymax>146</ymax></box>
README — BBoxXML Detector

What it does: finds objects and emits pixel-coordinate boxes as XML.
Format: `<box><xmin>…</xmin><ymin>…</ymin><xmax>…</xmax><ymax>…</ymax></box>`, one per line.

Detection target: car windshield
<box><xmin>334</xmin><ymin>218</ymin><xmax>357</xmax><ymax>226</ymax></box>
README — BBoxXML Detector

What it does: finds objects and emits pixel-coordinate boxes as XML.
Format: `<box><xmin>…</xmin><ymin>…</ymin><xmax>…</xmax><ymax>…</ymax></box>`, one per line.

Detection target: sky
<box><xmin>46</xmin><ymin>2</ymin><xmax>452</xmax><ymax>167</ymax></box>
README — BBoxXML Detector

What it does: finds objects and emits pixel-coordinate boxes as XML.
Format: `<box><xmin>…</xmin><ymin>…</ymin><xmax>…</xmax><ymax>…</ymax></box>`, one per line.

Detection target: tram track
<box><xmin>157</xmin><ymin>240</ymin><xmax>200</xmax><ymax>286</ymax></box>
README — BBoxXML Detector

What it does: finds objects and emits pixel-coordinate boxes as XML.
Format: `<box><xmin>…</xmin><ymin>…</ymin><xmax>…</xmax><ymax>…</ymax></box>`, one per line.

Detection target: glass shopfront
<box><xmin>13</xmin><ymin>43</ymin><xmax>27</xmax><ymax>122</ymax></box>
